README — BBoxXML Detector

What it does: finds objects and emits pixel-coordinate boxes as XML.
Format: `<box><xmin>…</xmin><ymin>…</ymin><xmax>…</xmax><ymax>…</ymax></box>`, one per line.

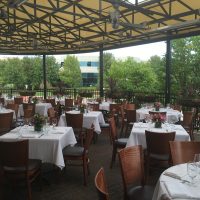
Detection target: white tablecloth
<box><xmin>137</xmin><ymin>108</ymin><xmax>182</xmax><ymax>124</ymax></box>
<box><xmin>58</xmin><ymin>111</ymin><xmax>105</xmax><ymax>134</ymax></box>
<box><xmin>0</xmin><ymin>126</ymin><xmax>76</xmax><ymax>169</ymax></box>
<box><xmin>126</xmin><ymin>123</ymin><xmax>190</xmax><ymax>148</ymax></box>
<box><xmin>153</xmin><ymin>163</ymin><xmax>200</xmax><ymax>200</ymax></box>
<box><xmin>99</xmin><ymin>102</ymin><xmax>110</xmax><ymax>111</ymax></box>
<box><xmin>19</xmin><ymin>103</ymin><xmax>52</xmax><ymax>117</ymax></box>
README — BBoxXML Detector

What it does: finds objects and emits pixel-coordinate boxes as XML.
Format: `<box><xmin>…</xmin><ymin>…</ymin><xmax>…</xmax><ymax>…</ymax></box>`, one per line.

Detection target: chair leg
<box><xmin>83</xmin><ymin>158</ymin><xmax>87</xmax><ymax>186</ymax></box>
<box><xmin>27</xmin><ymin>179</ymin><xmax>32</xmax><ymax>200</ymax></box>
<box><xmin>110</xmin><ymin>145</ymin><xmax>117</xmax><ymax>169</ymax></box>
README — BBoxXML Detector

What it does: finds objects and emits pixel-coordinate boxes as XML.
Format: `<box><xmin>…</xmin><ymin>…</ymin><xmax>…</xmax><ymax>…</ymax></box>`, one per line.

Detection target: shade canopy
<box><xmin>0</xmin><ymin>0</ymin><xmax>200</xmax><ymax>55</ymax></box>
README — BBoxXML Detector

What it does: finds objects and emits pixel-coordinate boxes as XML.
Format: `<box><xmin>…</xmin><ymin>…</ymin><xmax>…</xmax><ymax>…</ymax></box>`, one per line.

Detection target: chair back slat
<box><xmin>95</xmin><ymin>168</ymin><xmax>110</xmax><ymax>200</ymax></box>
<box><xmin>0</xmin><ymin>112</ymin><xmax>13</xmax><ymax>133</ymax></box>
<box><xmin>0</xmin><ymin>140</ymin><xmax>28</xmax><ymax>168</ymax></box>
<box><xmin>145</xmin><ymin>130</ymin><xmax>175</xmax><ymax>155</ymax></box>
<box><xmin>14</xmin><ymin>97</ymin><xmax>23</xmax><ymax>105</ymax></box>
<box><xmin>65</xmin><ymin>113</ymin><xmax>83</xmax><ymax>129</ymax></box>
<box><xmin>118</xmin><ymin>146</ymin><xmax>145</xmax><ymax>192</ymax></box>
<box><xmin>170</xmin><ymin>141</ymin><xmax>200</xmax><ymax>165</ymax></box>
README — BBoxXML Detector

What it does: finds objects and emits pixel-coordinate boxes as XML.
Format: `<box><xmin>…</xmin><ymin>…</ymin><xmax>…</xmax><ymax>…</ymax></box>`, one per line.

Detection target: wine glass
<box><xmin>52</xmin><ymin>118</ymin><xmax>57</xmax><ymax>128</ymax></box>
<box><xmin>194</xmin><ymin>154</ymin><xmax>200</xmax><ymax>179</ymax></box>
<box><xmin>187</xmin><ymin>162</ymin><xmax>197</xmax><ymax>184</ymax></box>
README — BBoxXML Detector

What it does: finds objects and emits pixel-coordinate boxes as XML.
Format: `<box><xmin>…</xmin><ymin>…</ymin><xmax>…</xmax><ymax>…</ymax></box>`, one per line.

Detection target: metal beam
<box><xmin>165</xmin><ymin>39</ymin><xmax>171</xmax><ymax>105</ymax></box>
<box><xmin>43</xmin><ymin>54</ymin><xmax>47</xmax><ymax>99</ymax></box>
<box><xmin>99</xmin><ymin>46</ymin><xmax>104</xmax><ymax>97</ymax></box>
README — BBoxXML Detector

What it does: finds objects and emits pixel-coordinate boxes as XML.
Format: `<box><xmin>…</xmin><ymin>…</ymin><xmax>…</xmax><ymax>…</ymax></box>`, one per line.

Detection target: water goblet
<box><xmin>193</xmin><ymin>154</ymin><xmax>200</xmax><ymax>179</ymax></box>
<box><xmin>52</xmin><ymin>118</ymin><xmax>57</xmax><ymax>129</ymax></box>
<box><xmin>187</xmin><ymin>162</ymin><xmax>197</xmax><ymax>184</ymax></box>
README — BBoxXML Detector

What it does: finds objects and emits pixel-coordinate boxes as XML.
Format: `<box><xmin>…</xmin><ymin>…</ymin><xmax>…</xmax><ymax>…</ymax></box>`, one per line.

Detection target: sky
<box><xmin>74</xmin><ymin>41</ymin><xmax>166</xmax><ymax>61</ymax></box>
<box><xmin>0</xmin><ymin>41</ymin><xmax>166</xmax><ymax>62</ymax></box>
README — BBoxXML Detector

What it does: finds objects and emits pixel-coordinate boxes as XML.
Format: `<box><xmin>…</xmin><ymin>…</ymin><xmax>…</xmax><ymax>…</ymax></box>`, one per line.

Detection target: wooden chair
<box><xmin>95</xmin><ymin>168</ymin><xmax>110</xmax><ymax>200</ymax></box>
<box><xmin>23</xmin><ymin>103</ymin><xmax>35</xmax><ymax>125</ymax></box>
<box><xmin>0</xmin><ymin>97</ymin><xmax>5</xmax><ymax>105</ymax></box>
<box><xmin>65</xmin><ymin>98</ymin><xmax>74</xmax><ymax>111</ymax></box>
<box><xmin>65</xmin><ymin>112</ymin><xmax>84</xmax><ymax>146</ymax></box>
<box><xmin>0</xmin><ymin>140</ymin><xmax>41</xmax><ymax>200</ymax></box>
<box><xmin>6</xmin><ymin>103</ymin><xmax>19</xmax><ymax>121</ymax></box>
<box><xmin>109</xmin><ymin>103</ymin><xmax>121</xmax><ymax>126</ymax></box>
<box><xmin>62</xmin><ymin>128</ymin><xmax>93</xmax><ymax>185</ymax></box>
<box><xmin>171</xmin><ymin>104</ymin><xmax>182</xmax><ymax>112</ymax></box>
<box><xmin>109</xmin><ymin>117</ymin><xmax>128</xmax><ymax>168</ymax></box>
<box><xmin>145</xmin><ymin>130</ymin><xmax>175</xmax><ymax>175</ymax></box>
<box><xmin>169</xmin><ymin>141</ymin><xmax>200</xmax><ymax>165</ymax></box>
<box><xmin>120</xmin><ymin>105</ymin><xmax>127</xmax><ymax>136</ymax></box>
<box><xmin>125</xmin><ymin>109</ymin><xmax>137</xmax><ymax>136</ymax></box>
<box><xmin>89</xmin><ymin>103</ymin><xmax>99</xmax><ymax>111</ymax></box>
<box><xmin>181</xmin><ymin>111</ymin><xmax>194</xmax><ymax>140</ymax></box>
<box><xmin>14</xmin><ymin>97</ymin><xmax>23</xmax><ymax>105</ymax></box>
<box><xmin>118</xmin><ymin>146</ymin><xmax>154</xmax><ymax>200</ymax></box>
<box><xmin>45</xmin><ymin>98</ymin><xmax>56</xmax><ymax>107</ymax></box>
<box><xmin>0</xmin><ymin>112</ymin><xmax>13</xmax><ymax>135</ymax></box>
<box><xmin>124</xmin><ymin>103</ymin><xmax>135</xmax><ymax>110</ymax></box>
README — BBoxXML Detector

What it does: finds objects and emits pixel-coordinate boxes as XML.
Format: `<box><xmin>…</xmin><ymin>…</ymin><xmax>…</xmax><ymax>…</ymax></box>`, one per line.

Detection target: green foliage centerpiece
<box><xmin>34</xmin><ymin>113</ymin><xmax>44</xmax><ymax>132</ymax></box>
<box><xmin>79</xmin><ymin>104</ymin><xmax>86</xmax><ymax>113</ymax></box>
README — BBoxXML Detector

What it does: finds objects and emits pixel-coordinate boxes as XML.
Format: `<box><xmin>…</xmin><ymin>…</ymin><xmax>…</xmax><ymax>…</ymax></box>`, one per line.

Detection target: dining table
<box><xmin>126</xmin><ymin>122</ymin><xmax>190</xmax><ymax>149</ymax></box>
<box><xmin>0</xmin><ymin>126</ymin><xmax>77</xmax><ymax>169</ymax></box>
<box><xmin>136</xmin><ymin>107</ymin><xmax>182</xmax><ymax>124</ymax></box>
<box><xmin>58</xmin><ymin>110</ymin><xmax>105</xmax><ymax>134</ymax></box>
<box><xmin>152</xmin><ymin>163</ymin><xmax>200</xmax><ymax>200</ymax></box>
<box><xmin>18</xmin><ymin>102</ymin><xmax>52</xmax><ymax>117</ymax></box>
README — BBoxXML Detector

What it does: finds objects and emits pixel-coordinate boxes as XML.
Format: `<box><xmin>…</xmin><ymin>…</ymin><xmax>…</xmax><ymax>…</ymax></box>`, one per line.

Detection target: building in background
<box><xmin>56</xmin><ymin>55</ymin><xmax>99</xmax><ymax>87</ymax></box>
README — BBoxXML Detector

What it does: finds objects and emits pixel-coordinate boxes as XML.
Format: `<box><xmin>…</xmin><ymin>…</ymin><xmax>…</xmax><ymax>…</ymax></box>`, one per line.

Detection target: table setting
<box><xmin>58</xmin><ymin>110</ymin><xmax>105</xmax><ymax>134</ymax></box>
<box><xmin>136</xmin><ymin>107</ymin><xmax>182</xmax><ymax>124</ymax></box>
<box><xmin>153</xmin><ymin>157</ymin><xmax>200</xmax><ymax>200</ymax></box>
<box><xmin>0</xmin><ymin>125</ymin><xmax>77</xmax><ymax>168</ymax></box>
<box><xmin>126</xmin><ymin>122</ymin><xmax>190</xmax><ymax>148</ymax></box>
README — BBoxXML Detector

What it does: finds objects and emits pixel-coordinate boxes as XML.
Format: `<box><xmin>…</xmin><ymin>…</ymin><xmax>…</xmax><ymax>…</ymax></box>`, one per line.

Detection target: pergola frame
<box><xmin>0</xmin><ymin>0</ymin><xmax>200</xmax><ymax>102</ymax></box>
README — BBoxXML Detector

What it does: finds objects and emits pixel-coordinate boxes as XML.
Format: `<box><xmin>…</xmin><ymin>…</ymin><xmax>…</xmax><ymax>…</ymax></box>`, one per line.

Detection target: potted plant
<box><xmin>151</xmin><ymin>113</ymin><xmax>166</xmax><ymax>128</ymax></box>
<box><xmin>33</xmin><ymin>113</ymin><xmax>45</xmax><ymax>132</ymax></box>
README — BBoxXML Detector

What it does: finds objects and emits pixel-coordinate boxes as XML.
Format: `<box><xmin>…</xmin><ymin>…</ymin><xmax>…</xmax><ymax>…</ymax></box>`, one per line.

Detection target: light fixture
<box><xmin>78</xmin><ymin>39</ymin><xmax>110</xmax><ymax>47</ymax></box>
<box><xmin>8</xmin><ymin>0</ymin><xmax>28</xmax><ymax>8</ymax></box>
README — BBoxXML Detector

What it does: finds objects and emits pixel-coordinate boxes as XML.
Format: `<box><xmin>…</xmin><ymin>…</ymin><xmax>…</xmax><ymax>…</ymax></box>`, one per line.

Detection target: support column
<box><xmin>165</xmin><ymin>39</ymin><xmax>171</xmax><ymax>105</ymax></box>
<box><xmin>43</xmin><ymin>54</ymin><xmax>47</xmax><ymax>99</ymax></box>
<box><xmin>99</xmin><ymin>46</ymin><xmax>104</xmax><ymax>97</ymax></box>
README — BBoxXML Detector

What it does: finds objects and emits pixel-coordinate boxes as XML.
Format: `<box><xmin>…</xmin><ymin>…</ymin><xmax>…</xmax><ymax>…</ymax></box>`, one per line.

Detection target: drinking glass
<box><xmin>187</xmin><ymin>162</ymin><xmax>197</xmax><ymax>184</ymax></box>
<box><xmin>52</xmin><ymin>118</ymin><xmax>57</xmax><ymax>128</ymax></box>
<box><xmin>193</xmin><ymin>154</ymin><xmax>200</xmax><ymax>178</ymax></box>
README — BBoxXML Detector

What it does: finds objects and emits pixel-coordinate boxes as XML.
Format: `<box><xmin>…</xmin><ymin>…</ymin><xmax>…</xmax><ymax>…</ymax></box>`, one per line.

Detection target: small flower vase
<box><xmin>155</xmin><ymin>121</ymin><xmax>162</xmax><ymax>128</ymax></box>
<box><xmin>34</xmin><ymin>123</ymin><xmax>43</xmax><ymax>132</ymax></box>
<box><xmin>155</xmin><ymin>107</ymin><xmax>160</xmax><ymax>111</ymax></box>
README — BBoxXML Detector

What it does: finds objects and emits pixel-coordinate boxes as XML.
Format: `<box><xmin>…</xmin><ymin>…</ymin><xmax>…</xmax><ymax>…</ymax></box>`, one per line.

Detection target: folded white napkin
<box><xmin>134</xmin><ymin>123</ymin><xmax>147</xmax><ymax>128</ymax></box>
<box><xmin>164</xmin><ymin>181</ymin><xmax>200</xmax><ymax>199</ymax></box>
<box><xmin>21</xmin><ymin>134</ymin><xmax>40</xmax><ymax>138</ymax></box>
<box><xmin>164</xmin><ymin>164</ymin><xmax>187</xmax><ymax>180</ymax></box>
<box><xmin>0</xmin><ymin>133</ymin><xmax>18</xmax><ymax>139</ymax></box>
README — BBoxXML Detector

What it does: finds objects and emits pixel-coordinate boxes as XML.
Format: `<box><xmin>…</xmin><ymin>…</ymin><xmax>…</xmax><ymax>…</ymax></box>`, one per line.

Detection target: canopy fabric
<box><xmin>0</xmin><ymin>0</ymin><xmax>200</xmax><ymax>54</ymax></box>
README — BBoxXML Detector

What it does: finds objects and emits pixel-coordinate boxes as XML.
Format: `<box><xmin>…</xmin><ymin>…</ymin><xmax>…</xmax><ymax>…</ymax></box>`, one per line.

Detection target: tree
<box><xmin>2</xmin><ymin>58</ymin><xmax>25</xmax><ymax>89</ymax></box>
<box><xmin>148</xmin><ymin>55</ymin><xmax>165</xmax><ymax>91</ymax></box>
<box><xmin>106</xmin><ymin>57</ymin><xmax>158</xmax><ymax>97</ymax></box>
<box><xmin>59</xmin><ymin>55</ymin><xmax>82</xmax><ymax>88</ymax></box>
<box><xmin>171</xmin><ymin>37</ymin><xmax>195</xmax><ymax>96</ymax></box>
<box><xmin>103</xmin><ymin>52</ymin><xmax>115</xmax><ymax>87</ymax></box>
